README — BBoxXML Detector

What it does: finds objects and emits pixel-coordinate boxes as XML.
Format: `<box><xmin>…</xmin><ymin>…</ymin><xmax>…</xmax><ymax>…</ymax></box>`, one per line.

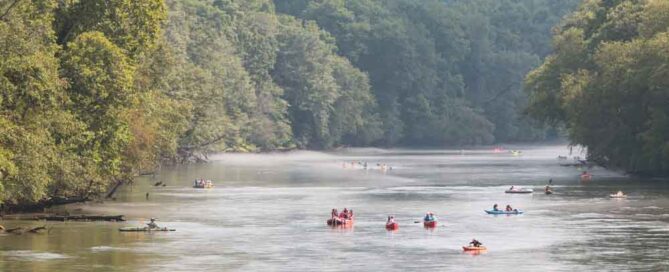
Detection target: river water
<box><xmin>1</xmin><ymin>145</ymin><xmax>668</xmax><ymax>271</ymax></box>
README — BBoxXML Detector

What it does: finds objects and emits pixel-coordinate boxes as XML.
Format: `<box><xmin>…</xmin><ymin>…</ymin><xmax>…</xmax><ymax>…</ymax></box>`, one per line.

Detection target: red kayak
<box><xmin>327</xmin><ymin>217</ymin><xmax>354</xmax><ymax>227</ymax></box>
<box><xmin>423</xmin><ymin>220</ymin><xmax>437</xmax><ymax>228</ymax></box>
<box><xmin>385</xmin><ymin>222</ymin><xmax>399</xmax><ymax>230</ymax></box>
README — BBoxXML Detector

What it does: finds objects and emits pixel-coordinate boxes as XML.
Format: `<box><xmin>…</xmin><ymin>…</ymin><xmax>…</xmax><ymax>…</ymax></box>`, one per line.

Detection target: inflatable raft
<box><xmin>485</xmin><ymin>209</ymin><xmax>523</xmax><ymax>215</ymax></box>
<box><xmin>327</xmin><ymin>217</ymin><xmax>354</xmax><ymax>227</ymax></box>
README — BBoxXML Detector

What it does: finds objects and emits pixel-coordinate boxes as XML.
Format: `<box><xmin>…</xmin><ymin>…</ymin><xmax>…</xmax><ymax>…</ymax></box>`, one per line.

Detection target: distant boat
<box><xmin>505</xmin><ymin>188</ymin><xmax>533</xmax><ymax>194</ymax></box>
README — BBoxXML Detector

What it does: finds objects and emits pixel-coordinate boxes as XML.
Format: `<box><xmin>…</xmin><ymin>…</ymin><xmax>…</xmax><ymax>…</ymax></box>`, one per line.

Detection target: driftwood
<box><xmin>5</xmin><ymin>227</ymin><xmax>24</xmax><ymax>234</ymax></box>
<box><xmin>28</xmin><ymin>226</ymin><xmax>46</xmax><ymax>233</ymax></box>
<box><xmin>2</xmin><ymin>226</ymin><xmax>48</xmax><ymax>235</ymax></box>
<box><xmin>40</xmin><ymin>215</ymin><xmax>125</xmax><ymax>222</ymax></box>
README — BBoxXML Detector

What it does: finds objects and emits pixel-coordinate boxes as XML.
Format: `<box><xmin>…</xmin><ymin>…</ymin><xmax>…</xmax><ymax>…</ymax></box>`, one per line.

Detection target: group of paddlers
<box><xmin>331</xmin><ymin>208</ymin><xmax>354</xmax><ymax>220</ymax></box>
<box><xmin>342</xmin><ymin>161</ymin><xmax>393</xmax><ymax>171</ymax></box>
<box><xmin>193</xmin><ymin>178</ymin><xmax>213</xmax><ymax>188</ymax></box>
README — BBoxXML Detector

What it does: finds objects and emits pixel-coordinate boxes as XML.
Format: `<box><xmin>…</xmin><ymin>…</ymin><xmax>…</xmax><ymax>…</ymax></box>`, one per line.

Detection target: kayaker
<box><xmin>469</xmin><ymin>239</ymin><xmax>482</xmax><ymax>247</ymax></box>
<box><xmin>147</xmin><ymin>218</ymin><xmax>159</xmax><ymax>229</ymax></box>
<box><xmin>505</xmin><ymin>205</ymin><xmax>513</xmax><ymax>212</ymax></box>
<box><xmin>509</xmin><ymin>186</ymin><xmax>515</xmax><ymax>191</ymax></box>
<box><xmin>387</xmin><ymin>216</ymin><xmax>395</xmax><ymax>224</ymax></box>
<box><xmin>493</xmin><ymin>204</ymin><xmax>499</xmax><ymax>211</ymax></box>
<box><xmin>424</xmin><ymin>212</ymin><xmax>435</xmax><ymax>222</ymax></box>
<box><xmin>331</xmin><ymin>208</ymin><xmax>338</xmax><ymax>218</ymax></box>
<box><xmin>545</xmin><ymin>185</ymin><xmax>552</xmax><ymax>193</ymax></box>
<box><xmin>349</xmin><ymin>209</ymin><xmax>353</xmax><ymax>219</ymax></box>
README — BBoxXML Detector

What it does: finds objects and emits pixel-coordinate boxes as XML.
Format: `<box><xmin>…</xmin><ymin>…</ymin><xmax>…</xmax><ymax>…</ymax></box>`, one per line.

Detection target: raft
<box><xmin>423</xmin><ymin>220</ymin><xmax>437</xmax><ymax>228</ymax></box>
<box><xmin>485</xmin><ymin>209</ymin><xmax>523</xmax><ymax>215</ymax></box>
<box><xmin>119</xmin><ymin>227</ymin><xmax>175</xmax><ymax>232</ymax></box>
<box><xmin>505</xmin><ymin>188</ymin><xmax>533</xmax><ymax>194</ymax></box>
<box><xmin>385</xmin><ymin>222</ymin><xmax>399</xmax><ymax>230</ymax></box>
<box><xmin>463</xmin><ymin>246</ymin><xmax>487</xmax><ymax>251</ymax></box>
<box><xmin>327</xmin><ymin>217</ymin><xmax>354</xmax><ymax>227</ymax></box>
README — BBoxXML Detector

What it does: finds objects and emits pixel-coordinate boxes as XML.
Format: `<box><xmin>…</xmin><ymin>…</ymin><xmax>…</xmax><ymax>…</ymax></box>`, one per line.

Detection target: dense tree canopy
<box><xmin>276</xmin><ymin>0</ymin><xmax>580</xmax><ymax>145</ymax></box>
<box><xmin>0</xmin><ymin>0</ymin><xmax>580</xmax><ymax>207</ymax></box>
<box><xmin>526</xmin><ymin>0</ymin><xmax>669</xmax><ymax>175</ymax></box>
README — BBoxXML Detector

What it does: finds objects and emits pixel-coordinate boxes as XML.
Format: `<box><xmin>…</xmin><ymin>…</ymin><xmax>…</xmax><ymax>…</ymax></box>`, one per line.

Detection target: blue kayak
<box><xmin>485</xmin><ymin>209</ymin><xmax>523</xmax><ymax>215</ymax></box>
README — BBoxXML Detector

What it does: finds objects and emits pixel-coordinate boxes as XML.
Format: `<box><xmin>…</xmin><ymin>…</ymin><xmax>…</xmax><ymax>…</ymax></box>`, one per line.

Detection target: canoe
<box><xmin>505</xmin><ymin>189</ymin><xmax>533</xmax><ymax>194</ymax></box>
<box><xmin>463</xmin><ymin>246</ymin><xmax>487</xmax><ymax>251</ymax></box>
<box><xmin>119</xmin><ymin>227</ymin><xmax>175</xmax><ymax>232</ymax></box>
<box><xmin>423</xmin><ymin>220</ymin><xmax>437</xmax><ymax>228</ymax></box>
<box><xmin>386</xmin><ymin>222</ymin><xmax>399</xmax><ymax>230</ymax></box>
<box><xmin>609</xmin><ymin>194</ymin><xmax>627</xmax><ymax>198</ymax></box>
<box><xmin>485</xmin><ymin>209</ymin><xmax>523</xmax><ymax>215</ymax></box>
<box><xmin>327</xmin><ymin>217</ymin><xmax>354</xmax><ymax>227</ymax></box>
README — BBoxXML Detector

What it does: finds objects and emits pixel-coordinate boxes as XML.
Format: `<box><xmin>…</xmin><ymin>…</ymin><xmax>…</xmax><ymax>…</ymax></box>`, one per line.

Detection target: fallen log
<box><xmin>40</xmin><ymin>215</ymin><xmax>125</xmax><ymax>222</ymax></box>
<box><xmin>5</xmin><ymin>227</ymin><xmax>24</xmax><ymax>234</ymax></box>
<box><xmin>28</xmin><ymin>226</ymin><xmax>46</xmax><ymax>233</ymax></box>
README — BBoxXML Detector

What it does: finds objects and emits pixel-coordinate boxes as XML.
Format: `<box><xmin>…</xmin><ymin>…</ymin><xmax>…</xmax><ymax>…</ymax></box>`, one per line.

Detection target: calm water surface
<box><xmin>1</xmin><ymin>145</ymin><xmax>668</xmax><ymax>271</ymax></box>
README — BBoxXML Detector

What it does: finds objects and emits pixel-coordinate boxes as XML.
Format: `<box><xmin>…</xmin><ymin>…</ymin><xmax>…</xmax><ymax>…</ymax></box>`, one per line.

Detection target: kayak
<box><xmin>463</xmin><ymin>246</ymin><xmax>487</xmax><ymax>251</ymax></box>
<box><xmin>609</xmin><ymin>194</ymin><xmax>627</xmax><ymax>198</ymax></box>
<box><xmin>386</xmin><ymin>222</ymin><xmax>399</xmax><ymax>230</ymax></box>
<box><xmin>485</xmin><ymin>209</ymin><xmax>523</xmax><ymax>215</ymax></box>
<box><xmin>119</xmin><ymin>227</ymin><xmax>175</xmax><ymax>232</ymax></box>
<box><xmin>193</xmin><ymin>183</ymin><xmax>214</xmax><ymax>189</ymax></box>
<box><xmin>423</xmin><ymin>220</ymin><xmax>437</xmax><ymax>228</ymax></box>
<box><xmin>327</xmin><ymin>217</ymin><xmax>354</xmax><ymax>227</ymax></box>
<box><xmin>505</xmin><ymin>189</ymin><xmax>533</xmax><ymax>194</ymax></box>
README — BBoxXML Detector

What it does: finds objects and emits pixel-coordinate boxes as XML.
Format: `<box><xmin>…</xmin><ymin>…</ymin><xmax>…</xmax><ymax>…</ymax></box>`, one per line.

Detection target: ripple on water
<box><xmin>2</xmin><ymin>250</ymin><xmax>70</xmax><ymax>261</ymax></box>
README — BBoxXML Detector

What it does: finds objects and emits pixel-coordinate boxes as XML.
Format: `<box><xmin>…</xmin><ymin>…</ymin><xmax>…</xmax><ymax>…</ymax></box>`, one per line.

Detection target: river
<box><xmin>1</xmin><ymin>144</ymin><xmax>668</xmax><ymax>271</ymax></box>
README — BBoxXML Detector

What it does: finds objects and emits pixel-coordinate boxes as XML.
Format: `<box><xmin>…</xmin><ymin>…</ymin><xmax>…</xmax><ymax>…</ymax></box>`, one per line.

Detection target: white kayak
<box><xmin>505</xmin><ymin>188</ymin><xmax>533</xmax><ymax>194</ymax></box>
<box><xmin>119</xmin><ymin>227</ymin><xmax>175</xmax><ymax>232</ymax></box>
<box><xmin>609</xmin><ymin>194</ymin><xmax>627</xmax><ymax>198</ymax></box>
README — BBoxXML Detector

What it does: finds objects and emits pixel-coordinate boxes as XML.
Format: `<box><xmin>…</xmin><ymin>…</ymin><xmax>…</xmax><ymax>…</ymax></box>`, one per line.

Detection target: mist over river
<box><xmin>1</xmin><ymin>145</ymin><xmax>668</xmax><ymax>271</ymax></box>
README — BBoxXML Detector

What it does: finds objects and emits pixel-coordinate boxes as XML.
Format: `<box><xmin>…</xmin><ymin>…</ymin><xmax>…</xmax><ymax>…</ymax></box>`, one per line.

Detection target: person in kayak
<box><xmin>493</xmin><ymin>204</ymin><xmax>499</xmax><ymax>211</ymax></box>
<box><xmin>505</xmin><ymin>205</ymin><xmax>513</xmax><ymax>212</ymax></box>
<box><xmin>387</xmin><ymin>216</ymin><xmax>395</xmax><ymax>224</ymax></box>
<box><xmin>348</xmin><ymin>209</ymin><xmax>353</xmax><ymax>219</ymax></box>
<box><xmin>147</xmin><ymin>218</ymin><xmax>159</xmax><ymax>229</ymax></box>
<box><xmin>469</xmin><ymin>239</ymin><xmax>482</xmax><ymax>247</ymax></box>
<box><xmin>509</xmin><ymin>186</ymin><xmax>515</xmax><ymax>191</ymax></box>
<box><xmin>331</xmin><ymin>208</ymin><xmax>338</xmax><ymax>218</ymax></box>
<box><xmin>424</xmin><ymin>212</ymin><xmax>435</xmax><ymax>222</ymax></box>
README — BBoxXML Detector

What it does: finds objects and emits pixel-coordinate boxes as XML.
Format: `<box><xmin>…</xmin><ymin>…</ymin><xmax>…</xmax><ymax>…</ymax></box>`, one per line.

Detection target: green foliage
<box><xmin>277</xmin><ymin>0</ymin><xmax>580</xmax><ymax>145</ymax></box>
<box><xmin>526</xmin><ymin>0</ymin><xmax>669</xmax><ymax>175</ymax></box>
<box><xmin>0</xmin><ymin>0</ymin><xmax>584</xmax><ymax>206</ymax></box>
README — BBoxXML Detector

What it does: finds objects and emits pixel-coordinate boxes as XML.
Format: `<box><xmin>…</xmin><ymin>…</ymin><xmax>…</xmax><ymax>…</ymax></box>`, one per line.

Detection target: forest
<box><xmin>10</xmin><ymin>0</ymin><xmax>660</xmax><ymax>208</ymax></box>
<box><xmin>526</xmin><ymin>0</ymin><xmax>669</xmax><ymax>176</ymax></box>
